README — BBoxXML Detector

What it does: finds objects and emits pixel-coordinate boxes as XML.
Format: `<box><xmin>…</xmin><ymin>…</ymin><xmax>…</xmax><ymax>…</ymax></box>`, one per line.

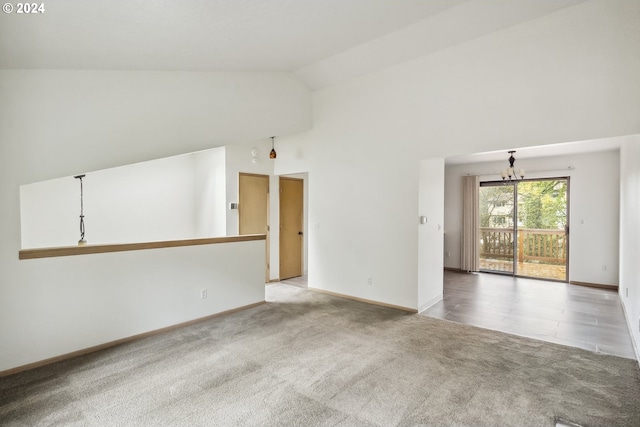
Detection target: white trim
<box><xmin>418</xmin><ymin>294</ymin><xmax>443</xmax><ymax>313</ymax></box>
<box><xmin>619</xmin><ymin>296</ymin><xmax>640</xmax><ymax>367</ymax></box>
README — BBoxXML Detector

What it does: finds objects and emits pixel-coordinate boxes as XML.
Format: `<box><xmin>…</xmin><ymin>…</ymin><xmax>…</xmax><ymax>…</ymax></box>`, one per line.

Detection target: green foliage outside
<box><xmin>517</xmin><ymin>180</ymin><xmax>567</xmax><ymax>229</ymax></box>
<box><xmin>480</xmin><ymin>180</ymin><xmax>567</xmax><ymax>230</ymax></box>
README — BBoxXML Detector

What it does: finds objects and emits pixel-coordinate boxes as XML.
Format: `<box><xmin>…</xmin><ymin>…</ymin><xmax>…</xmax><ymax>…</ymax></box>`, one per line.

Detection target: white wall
<box><xmin>444</xmin><ymin>149</ymin><xmax>620</xmax><ymax>286</ymax></box>
<box><xmin>275</xmin><ymin>0</ymin><xmax>640</xmax><ymax>309</ymax></box>
<box><xmin>418</xmin><ymin>159</ymin><xmax>445</xmax><ymax>312</ymax></box>
<box><xmin>619</xmin><ymin>137</ymin><xmax>640</xmax><ymax>360</ymax></box>
<box><xmin>194</xmin><ymin>147</ymin><xmax>227</xmax><ymax>238</ymax></box>
<box><xmin>277</xmin><ymin>140</ymin><xmax>421</xmax><ymax>310</ymax></box>
<box><xmin>21</xmin><ymin>154</ymin><xmax>196</xmax><ymax>248</ymax></box>
<box><xmin>0</xmin><ymin>70</ymin><xmax>310</xmax><ymax>372</ymax></box>
<box><xmin>20</xmin><ymin>175</ymin><xmax>87</xmax><ymax>248</ymax></box>
<box><xmin>20</xmin><ymin>147</ymin><xmax>230</xmax><ymax>248</ymax></box>
<box><xmin>4</xmin><ymin>240</ymin><xmax>265</xmax><ymax>369</ymax></box>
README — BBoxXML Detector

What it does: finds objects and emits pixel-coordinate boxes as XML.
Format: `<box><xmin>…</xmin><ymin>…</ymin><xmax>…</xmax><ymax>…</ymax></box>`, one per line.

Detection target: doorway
<box><xmin>479</xmin><ymin>178</ymin><xmax>569</xmax><ymax>281</ymax></box>
<box><xmin>239</xmin><ymin>173</ymin><xmax>270</xmax><ymax>282</ymax></box>
<box><xmin>279</xmin><ymin>177</ymin><xmax>303</xmax><ymax>280</ymax></box>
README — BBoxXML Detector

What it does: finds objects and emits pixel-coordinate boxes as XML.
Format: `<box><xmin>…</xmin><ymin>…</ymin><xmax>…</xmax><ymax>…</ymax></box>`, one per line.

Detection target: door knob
<box><xmin>298</xmin><ymin>231</ymin><xmax>303</xmax><ymax>235</ymax></box>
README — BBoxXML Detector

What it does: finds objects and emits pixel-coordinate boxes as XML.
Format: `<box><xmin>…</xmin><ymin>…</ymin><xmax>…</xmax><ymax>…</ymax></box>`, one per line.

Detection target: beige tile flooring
<box><xmin>281</xmin><ymin>272</ymin><xmax>636</xmax><ymax>360</ymax></box>
<box><xmin>423</xmin><ymin>270</ymin><xmax>636</xmax><ymax>359</ymax></box>
<box><xmin>278</xmin><ymin>275</ymin><xmax>308</xmax><ymax>289</ymax></box>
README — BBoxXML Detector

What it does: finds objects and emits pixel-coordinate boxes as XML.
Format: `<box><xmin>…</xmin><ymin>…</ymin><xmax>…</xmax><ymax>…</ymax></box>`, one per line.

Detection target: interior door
<box><xmin>239</xmin><ymin>173</ymin><xmax>269</xmax><ymax>282</ymax></box>
<box><xmin>279</xmin><ymin>177</ymin><xmax>303</xmax><ymax>280</ymax></box>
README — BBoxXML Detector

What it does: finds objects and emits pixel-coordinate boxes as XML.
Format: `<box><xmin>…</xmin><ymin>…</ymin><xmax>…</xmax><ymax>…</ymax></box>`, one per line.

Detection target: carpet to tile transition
<box><xmin>1</xmin><ymin>283</ymin><xmax>639</xmax><ymax>426</ymax></box>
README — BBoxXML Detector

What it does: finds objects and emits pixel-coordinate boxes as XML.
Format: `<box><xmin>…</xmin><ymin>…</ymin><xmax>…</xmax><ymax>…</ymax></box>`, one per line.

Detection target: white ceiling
<box><xmin>0</xmin><ymin>0</ymin><xmax>585</xmax><ymax>89</ymax></box>
<box><xmin>445</xmin><ymin>137</ymin><xmax>625</xmax><ymax>165</ymax></box>
<box><xmin>3</xmin><ymin>0</ymin><xmax>622</xmax><ymax>161</ymax></box>
<box><xmin>0</xmin><ymin>0</ymin><xmax>471</xmax><ymax>72</ymax></box>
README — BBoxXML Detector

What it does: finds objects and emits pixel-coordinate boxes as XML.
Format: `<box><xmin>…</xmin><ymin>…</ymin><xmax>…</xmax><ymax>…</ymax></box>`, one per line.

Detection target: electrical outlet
<box><xmin>602</xmin><ymin>265</ymin><xmax>607</xmax><ymax>272</ymax></box>
<box><xmin>200</xmin><ymin>289</ymin><xmax>207</xmax><ymax>299</ymax></box>
<box><xmin>626</xmin><ymin>288</ymin><xmax>629</xmax><ymax>298</ymax></box>
<box><xmin>367</xmin><ymin>277</ymin><xmax>373</xmax><ymax>286</ymax></box>
<box><xmin>447</xmin><ymin>251</ymin><xmax>451</xmax><ymax>258</ymax></box>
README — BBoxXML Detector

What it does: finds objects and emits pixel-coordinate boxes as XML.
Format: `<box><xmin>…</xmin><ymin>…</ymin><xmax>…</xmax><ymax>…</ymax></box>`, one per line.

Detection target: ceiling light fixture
<box><xmin>501</xmin><ymin>150</ymin><xmax>524</xmax><ymax>181</ymax></box>
<box><xmin>270</xmin><ymin>136</ymin><xmax>277</xmax><ymax>159</ymax></box>
<box><xmin>74</xmin><ymin>174</ymin><xmax>87</xmax><ymax>246</ymax></box>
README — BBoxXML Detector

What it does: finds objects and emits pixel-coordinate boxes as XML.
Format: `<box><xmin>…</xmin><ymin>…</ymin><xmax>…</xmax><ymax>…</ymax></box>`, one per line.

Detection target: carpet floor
<box><xmin>1</xmin><ymin>283</ymin><xmax>639</xmax><ymax>426</ymax></box>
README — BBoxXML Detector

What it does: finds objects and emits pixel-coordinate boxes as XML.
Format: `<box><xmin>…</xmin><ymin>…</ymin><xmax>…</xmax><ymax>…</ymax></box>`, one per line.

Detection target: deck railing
<box><xmin>480</xmin><ymin>227</ymin><xmax>567</xmax><ymax>265</ymax></box>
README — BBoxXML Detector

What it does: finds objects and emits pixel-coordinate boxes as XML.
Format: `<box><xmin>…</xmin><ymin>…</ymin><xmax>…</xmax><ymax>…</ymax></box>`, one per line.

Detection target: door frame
<box><xmin>279</xmin><ymin>176</ymin><xmax>304</xmax><ymax>280</ymax></box>
<box><xmin>479</xmin><ymin>177</ymin><xmax>570</xmax><ymax>282</ymax></box>
<box><xmin>238</xmin><ymin>172</ymin><xmax>270</xmax><ymax>282</ymax></box>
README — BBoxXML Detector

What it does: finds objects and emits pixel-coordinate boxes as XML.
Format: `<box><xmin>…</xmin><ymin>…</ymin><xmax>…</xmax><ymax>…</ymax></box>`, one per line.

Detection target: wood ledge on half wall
<box><xmin>19</xmin><ymin>234</ymin><xmax>266</xmax><ymax>260</ymax></box>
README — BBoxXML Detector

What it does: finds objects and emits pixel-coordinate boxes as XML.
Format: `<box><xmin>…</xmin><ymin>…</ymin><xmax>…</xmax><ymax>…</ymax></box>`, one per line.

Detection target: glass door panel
<box><xmin>479</xmin><ymin>183</ymin><xmax>515</xmax><ymax>274</ymax></box>
<box><xmin>516</xmin><ymin>179</ymin><xmax>568</xmax><ymax>281</ymax></box>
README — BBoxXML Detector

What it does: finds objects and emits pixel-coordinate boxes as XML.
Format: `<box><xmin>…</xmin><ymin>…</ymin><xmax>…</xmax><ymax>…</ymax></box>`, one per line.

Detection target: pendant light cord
<box><xmin>75</xmin><ymin>174</ymin><xmax>86</xmax><ymax>240</ymax></box>
<box><xmin>270</xmin><ymin>136</ymin><xmax>277</xmax><ymax>159</ymax></box>
<box><xmin>79</xmin><ymin>178</ymin><xmax>85</xmax><ymax>240</ymax></box>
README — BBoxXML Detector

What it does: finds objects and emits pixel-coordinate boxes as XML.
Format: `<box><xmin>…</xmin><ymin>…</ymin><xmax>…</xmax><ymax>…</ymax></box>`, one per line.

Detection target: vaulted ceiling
<box><xmin>2</xmin><ymin>0</ymin><xmax>625</xmax><ymax>162</ymax></box>
<box><xmin>0</xmin><ymin>0</ymin><xmax>585</xmax><ymax>89</ymax></box>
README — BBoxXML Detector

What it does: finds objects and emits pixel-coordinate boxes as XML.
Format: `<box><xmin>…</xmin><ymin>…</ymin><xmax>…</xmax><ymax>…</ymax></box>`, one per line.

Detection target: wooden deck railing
<box><xmin>480</xmin><ymin>227</ymin><xmax>567</xmax><ymax>265</ymax></box>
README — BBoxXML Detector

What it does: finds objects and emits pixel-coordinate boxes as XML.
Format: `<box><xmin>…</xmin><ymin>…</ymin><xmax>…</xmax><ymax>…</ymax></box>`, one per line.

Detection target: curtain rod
<box><xmin>464</xmin><ymin>166</ymin><xmax>575</xmax><ymax>177</ymax></box>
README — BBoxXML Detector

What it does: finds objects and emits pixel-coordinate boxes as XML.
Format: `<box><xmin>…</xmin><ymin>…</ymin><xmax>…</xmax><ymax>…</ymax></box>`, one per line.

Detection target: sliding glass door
<box><xmin>479</xmin><ymin>178</ymin><xmax>569</xmax><ymax>281</ymax></box>
<box><xmin>479</xmin><ymin>183</ymin><xmax>516</xmax><ymax>274</ymax></box>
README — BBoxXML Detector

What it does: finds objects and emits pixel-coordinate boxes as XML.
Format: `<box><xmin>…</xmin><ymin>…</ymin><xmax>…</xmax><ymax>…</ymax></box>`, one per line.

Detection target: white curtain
<box><xmin>461</xmin><ymin>175</ymin><xmax>480</xmax><ymax>272</ymax></box>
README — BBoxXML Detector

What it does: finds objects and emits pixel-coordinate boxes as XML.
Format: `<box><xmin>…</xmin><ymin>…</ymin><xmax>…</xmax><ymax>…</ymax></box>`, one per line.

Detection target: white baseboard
<box><xmin>418</xmin><ymin>294</ymin><xmax>443</xmax><ymax>313</ymax></box>
<box><xmin>308</xmin><ymin>287</ymin><xmax>417</xmax><ymax>312</ymax></box>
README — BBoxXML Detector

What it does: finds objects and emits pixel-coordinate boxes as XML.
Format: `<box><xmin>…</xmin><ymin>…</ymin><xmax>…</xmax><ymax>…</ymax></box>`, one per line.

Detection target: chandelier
<box><xmin>501</xmin><ymin>150</ymin><xmax>524</xmax><ymax>181</ymax></box>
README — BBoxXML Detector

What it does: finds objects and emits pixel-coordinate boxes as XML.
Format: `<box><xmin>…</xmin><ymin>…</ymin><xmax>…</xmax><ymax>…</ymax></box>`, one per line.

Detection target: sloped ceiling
<box><xmin>0</xmin><ymin>0</ymin><xmax>585</xmax><ymax>90</ymax></box>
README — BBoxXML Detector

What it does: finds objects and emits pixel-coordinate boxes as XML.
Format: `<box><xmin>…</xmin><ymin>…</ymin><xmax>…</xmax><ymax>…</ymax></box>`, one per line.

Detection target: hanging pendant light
<box><xmin>269</xmin><ymin>136</ymin><xmax>277</xmax><ymax>159</ymax></box>
<box><xmin>501</xmin><ymin>151</ymin><xmax>525</xmax><ymax>181</ymax></box>
<box><xmin>74</xmin><ymin>174</ymin><xmax>87</xmax><ymax>246</ymax></box>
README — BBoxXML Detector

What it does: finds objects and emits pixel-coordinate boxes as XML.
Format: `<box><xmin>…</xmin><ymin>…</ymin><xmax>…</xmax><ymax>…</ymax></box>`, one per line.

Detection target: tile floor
<box><xmin>422</xmin><ymin>270</ymin><xmax>636</xmax><ymax>359</ymax></box>
<box><xmin>278</xmin><ymin>275</ymin><xmax>308</xmax><ymax>289</ymax></box>
<box><xmin>281</xmin><ymin>272</ymin><xmax>637</xmax><ymax>360</ymax></box>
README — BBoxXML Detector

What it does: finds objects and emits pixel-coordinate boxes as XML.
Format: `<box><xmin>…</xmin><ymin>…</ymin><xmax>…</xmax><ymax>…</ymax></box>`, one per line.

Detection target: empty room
<box><xmin>1</xmin><ymin>1</ymin><xmax>639</xmax><ymax>426</ymax></box>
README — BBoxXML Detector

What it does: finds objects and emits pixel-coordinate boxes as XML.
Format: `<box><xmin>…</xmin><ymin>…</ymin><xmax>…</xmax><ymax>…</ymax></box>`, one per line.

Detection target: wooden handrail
<box><xmin>19</xmin><ymin>234</ymin><xmax>266</xmax><ymax>260</ymax></box>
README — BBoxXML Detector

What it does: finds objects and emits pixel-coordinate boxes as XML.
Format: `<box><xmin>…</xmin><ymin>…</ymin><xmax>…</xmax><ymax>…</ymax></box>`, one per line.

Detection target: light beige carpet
<box><xmin>1</xmin><ymin>283</ymin><xmax>639</xmax><ymax>426</ymax></box>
